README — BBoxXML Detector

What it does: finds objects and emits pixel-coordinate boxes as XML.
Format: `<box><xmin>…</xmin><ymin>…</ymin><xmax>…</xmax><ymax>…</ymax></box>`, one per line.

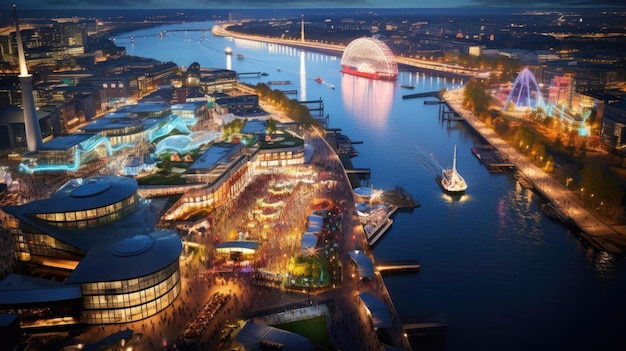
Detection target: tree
<box><xmin>266</xmin><ymin>118</ymin><xmax>277</xmax><ymax>134</ymax></box>
<box><xmin>463</xmin><ymin>79</ymin><xmax>490</xmax><ymax>114</ymax></box>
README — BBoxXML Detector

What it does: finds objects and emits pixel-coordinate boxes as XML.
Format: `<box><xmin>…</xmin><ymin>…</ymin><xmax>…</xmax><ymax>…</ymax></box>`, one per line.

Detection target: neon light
<box><xmin>147</xmin><ymin>116</ymin><xmax>192</xmax><ymax>143</ymax></box>
<box><xmin>19</xmin><ymin>135</ymin><xmax>115</xmax><ymax>174</ymax></box>
<box><xmin>503</xmin><ymin>67</ymin><xmax>544</xmax><ymax>111</ymax></box>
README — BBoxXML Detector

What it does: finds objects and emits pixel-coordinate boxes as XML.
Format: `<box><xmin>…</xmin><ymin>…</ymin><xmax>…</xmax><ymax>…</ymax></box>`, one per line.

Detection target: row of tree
<box><xmin>463</xmin><ymin>79</ymin><xmax>625</xmax><ymax>220</ymax></box>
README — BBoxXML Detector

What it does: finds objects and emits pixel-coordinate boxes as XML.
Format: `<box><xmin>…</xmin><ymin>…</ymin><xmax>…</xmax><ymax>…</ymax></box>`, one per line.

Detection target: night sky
<box><xmin>11</xmin><ymin>0</ymin><xmax>626</xmax><ymax>9</ymax></box>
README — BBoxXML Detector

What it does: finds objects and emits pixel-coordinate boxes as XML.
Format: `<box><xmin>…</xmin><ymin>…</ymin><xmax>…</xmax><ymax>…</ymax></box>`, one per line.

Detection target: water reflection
<box><xmin>586</xmin><ymin>248</ymin><xmax>624</xmax><ymax>279</ymax></box>
<box><xmin>341</xmin><ymin>74</ymin><xmax>394</xmax><ymax>125</ymax></box>
<box><xmin>496</xmin><ymin>185</ymin><xmax>544</xmax><ymax>246</ymax></box>
<box><xmin>300</xmin><ymin>51</ymin><xmax>307</xmax><ymax>101</ymax></box>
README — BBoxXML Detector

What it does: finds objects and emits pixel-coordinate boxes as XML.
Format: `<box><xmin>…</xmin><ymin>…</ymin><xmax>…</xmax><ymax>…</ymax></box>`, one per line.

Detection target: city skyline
<box><xmin>11</xmin><ymin>0</ymin><xmax>626</xmax><ymax>9</ymax></box>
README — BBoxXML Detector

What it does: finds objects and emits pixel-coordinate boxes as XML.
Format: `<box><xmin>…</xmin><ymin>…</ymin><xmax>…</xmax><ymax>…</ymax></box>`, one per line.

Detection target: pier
<box><xmin>237</xmin><ymin>72</ymin><xmax>265</xmax><ymax>78</ymax></box>
<box><xmin>345</xmin><ymin>168</ymin><xmax>371</xmax><ymax>176</ymax></box>
<box><xmin>298</xmin><ymin>99</ymin><xmax>325</xmax><ymax>116</ymax></box>
<box><xmin>471</xmin><ymin>146</ymin><xmax>515</xmax><ymax>172</ymax></box>
<box><xmin>280</xmin><ymin>89</ymin><xmax>298</xmax><ymax>96</ymax></box>
<box><xmin>375</xmin><ymin>259</ymin><xmax>421</xmax><ymax>273</ymax></box>
<box><xmin>439</xmin><ymin>103</ymin><xmax>464</xmax><ymax>121</ymax></box>
<box><xmin>402</xmin><ymin>88</ymin><xmax>447</xmax><ymax>100</ymax></box>
<box><xmin>402</xmin><ymin>314</ymin><xmax>448</xmax><ymax>351</ymax></box>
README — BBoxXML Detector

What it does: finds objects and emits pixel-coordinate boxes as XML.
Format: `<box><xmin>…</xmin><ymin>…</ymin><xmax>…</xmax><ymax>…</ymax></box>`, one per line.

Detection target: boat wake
<box><xmin>412</xmin><ymin>143</ymin><xmax>445</xmax><ymax>175</ymax></box>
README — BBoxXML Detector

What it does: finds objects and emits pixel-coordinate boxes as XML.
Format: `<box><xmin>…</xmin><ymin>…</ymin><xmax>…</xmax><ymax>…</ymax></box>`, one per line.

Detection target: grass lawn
<box><xmin>274</xmin><ymin>315</ymin><xmax>330</xmax><ymax>348</ymax></box>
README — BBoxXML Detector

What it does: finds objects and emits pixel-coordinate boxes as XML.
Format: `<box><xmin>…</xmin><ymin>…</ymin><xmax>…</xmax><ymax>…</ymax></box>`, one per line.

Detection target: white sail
<box><xmin>441</xmin><ymin>145</ymin><xmax>467</xmax><ymax>193</ymax></box>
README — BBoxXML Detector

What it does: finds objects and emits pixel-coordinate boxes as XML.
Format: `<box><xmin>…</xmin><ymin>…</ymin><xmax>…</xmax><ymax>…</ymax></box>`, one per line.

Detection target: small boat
<box><xmin>236</xmin><ymin>53</ymin><xmax>244</xmax><ymax>59</ymax></box>
<box><xmin>398</xmin><ymin>83</ymin><xmax>415</xmax><ymax>89</ymax></box>
<box><xmin>260</xmin><ymin>72</ymin><xmax>269</xmax><ymax>76</ymax></box>
<box><xmin>267</xmin><ymin>80</ymin><xmax>292</xmax><ymax>85</ymax></box>
<box><xmin>225</xmin><ymin>47</ymin><xmax>233</xmax><ymax>55</ymax></box>
<box><xmin>314</xmin><ymin>77</ymin><xmax>323</xmax><ymax>83</ymax></box>
<box><xmin>440</xmin><ymin>145</ymin><xmax>467</xmax><ymax>193</ymax></box>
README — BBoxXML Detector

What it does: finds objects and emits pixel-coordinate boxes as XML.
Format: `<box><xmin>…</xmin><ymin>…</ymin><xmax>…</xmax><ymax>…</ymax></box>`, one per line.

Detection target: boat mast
<box><xmin>452</xmin><ymin>145</ymin><xmax>458</xmax><ymax>177</ymax></box>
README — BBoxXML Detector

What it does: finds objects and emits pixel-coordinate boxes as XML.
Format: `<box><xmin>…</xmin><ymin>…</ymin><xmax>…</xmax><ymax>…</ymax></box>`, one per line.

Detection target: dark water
<box><xmin>117</xmin><ymin>22</ymin><xmax>626</xmax><ymax>351</ymax></box>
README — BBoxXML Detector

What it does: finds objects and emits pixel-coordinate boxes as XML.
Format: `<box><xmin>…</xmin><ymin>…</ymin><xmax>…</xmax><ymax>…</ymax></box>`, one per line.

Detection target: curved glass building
<box><xmin>2</xmin><ymin>176</ymin><xmax>182</xmax><ymax>324</ymax></box>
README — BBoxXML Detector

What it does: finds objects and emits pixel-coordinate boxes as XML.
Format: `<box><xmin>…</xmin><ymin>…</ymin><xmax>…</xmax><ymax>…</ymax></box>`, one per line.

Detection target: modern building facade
<box><xmin>0</xmin><ymin>176</ymin><xmax>183</xmax><ymax>325</ymax></box>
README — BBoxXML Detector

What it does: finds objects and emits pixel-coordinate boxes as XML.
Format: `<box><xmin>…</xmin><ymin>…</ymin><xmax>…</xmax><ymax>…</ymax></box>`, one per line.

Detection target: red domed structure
<box><xmin>340</xmin><ymin>37</ymin><xmax>398</xmax><ymax>81</ymax></box>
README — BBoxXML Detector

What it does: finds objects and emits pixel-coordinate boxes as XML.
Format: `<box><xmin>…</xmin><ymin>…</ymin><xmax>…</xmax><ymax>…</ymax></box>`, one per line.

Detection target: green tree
<box><xmin>463</xmin><ymin>79</ymin><xmax>490</xmax><ymax>114</ymax></box>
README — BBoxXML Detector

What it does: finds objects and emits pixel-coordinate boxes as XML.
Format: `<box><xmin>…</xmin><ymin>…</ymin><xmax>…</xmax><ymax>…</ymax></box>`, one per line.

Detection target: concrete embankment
<box><xmin>442</xmin><ymin>88</ymin><xmax>626</xmax><ymax>254</ymax></box>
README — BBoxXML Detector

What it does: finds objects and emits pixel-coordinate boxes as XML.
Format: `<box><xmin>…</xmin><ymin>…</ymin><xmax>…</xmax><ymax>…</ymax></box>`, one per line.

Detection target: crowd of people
<box><xmin>174</xmin><ymin>292</ymin><xmax>232</xmax><ymax>350</ymax></box>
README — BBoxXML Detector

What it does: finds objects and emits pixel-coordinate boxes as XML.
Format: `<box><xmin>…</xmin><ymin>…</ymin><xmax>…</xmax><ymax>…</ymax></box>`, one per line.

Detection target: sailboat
<box><xmin>440</xmin><ymin>145</ymin><xmax>467</xmax><ymax>193</ymax></box>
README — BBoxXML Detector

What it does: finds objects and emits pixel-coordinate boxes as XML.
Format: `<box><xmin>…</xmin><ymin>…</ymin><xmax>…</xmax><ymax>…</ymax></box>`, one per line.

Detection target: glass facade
<box><xmin>8</xmin><ymin>216</ymin><xmax>85</xmax><ymax>267</ymax></box>
<box><xmin>32</xmin><ymin>194</ymin><xmax>137</xmax><ymax>230</ymax></box>
<box><xmin>82</xmin><ymin>259</ymin><xmax>181</xmax><ymax>324</ymax></box>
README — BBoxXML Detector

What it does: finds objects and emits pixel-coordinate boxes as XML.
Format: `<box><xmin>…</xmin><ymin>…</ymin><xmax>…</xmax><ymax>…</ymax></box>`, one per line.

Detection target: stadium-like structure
<box><xmin>340</xmin><ymin>37</ymin><xmax>398</xmax><ymax>81</ymax></box>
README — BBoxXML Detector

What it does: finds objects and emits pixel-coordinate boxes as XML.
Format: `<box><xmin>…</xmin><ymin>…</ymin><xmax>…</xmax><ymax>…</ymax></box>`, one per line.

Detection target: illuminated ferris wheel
<box><xmin>340</xmin><ymin>37</ymin><xmax>398</xmax><ymax>80</ymax></box>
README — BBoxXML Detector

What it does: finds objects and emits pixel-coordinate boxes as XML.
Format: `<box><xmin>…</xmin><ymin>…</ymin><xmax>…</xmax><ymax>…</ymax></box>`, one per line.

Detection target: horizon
<box><xmin>8</xmin><ymin>0</ymin><xmax>626</xmax><ymax>10</ymax></box>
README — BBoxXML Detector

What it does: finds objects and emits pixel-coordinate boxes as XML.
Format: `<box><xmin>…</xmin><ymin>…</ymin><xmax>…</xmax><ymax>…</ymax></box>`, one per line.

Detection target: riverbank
<box><xmin>442</xmin><ymin>88</ymin><xmax>626</xmax><ymax>254</ymax></box>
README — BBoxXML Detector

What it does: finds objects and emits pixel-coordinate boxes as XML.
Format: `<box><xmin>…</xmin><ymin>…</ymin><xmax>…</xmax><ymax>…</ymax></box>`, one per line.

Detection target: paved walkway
<box><xmin>443</xmin><ymin>88</ymin><xmax>626</xmax><ymax>254</ymax></box>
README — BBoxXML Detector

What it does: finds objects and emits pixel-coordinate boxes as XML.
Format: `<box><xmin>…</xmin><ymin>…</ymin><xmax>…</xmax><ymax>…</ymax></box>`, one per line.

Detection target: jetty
<box><xmin>471</xmin><ymin>146</ymin><xmax>515</xmax><ymax>172</ymax></box>
<box><xmin>402</xmin><ymin>88</ymin><xmax>446</xmax><ymax>100</ymax></box>
<box><xmin>325</xmin><ymin>128</ymin><xmax>359</xmax><ymax>158</ymax></box>
<box><xmin>383</xmin><ymin>186</ymin><xmax>421</xmax><ymax>209</ymax></box>
<box><xmin>375</xmin><ymin>259</ymin><xmax>421</xmax><ymax>273</ymax></box>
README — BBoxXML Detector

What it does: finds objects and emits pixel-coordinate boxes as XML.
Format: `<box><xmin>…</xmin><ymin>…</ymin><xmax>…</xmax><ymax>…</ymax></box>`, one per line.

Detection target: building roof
<box><xmin>241</xmin><ymin>120</ymin><xmax>266</xmax><ymax>134</ymax></box>
<box><xmin>40</xmin><ymin>133</ymin><xmax>98</xmax><ymax>150</ymax></box>
<box><xmin>235</xmin><ymin>320</ymin><xmax>313</xmax><ymax>351</ymax></box>
<box><xmin>215</xmin><ymin>241</ymin><xmax>259</xmax><ymax>251</ymax></box>
<box><xmin>66</xmin><ymin>229</ymin><xmax>182</xmax><ymax>283</ymax></box>
<box><xmin>171</xmin><ymin>101</ymin><xmax>206</xmax><ymax>111</ymax></box>
<box><xmin>0</xmin><ymin>274</ymin><xmax>82</xmax><ymax>305</ymax></box>
<box><xmin>188</xmin><ymin>143</ymin><xmax>240</xmax><ymax>172</ymax></box>
<box><xmin>4</xmin><ymin>176</ymin><xmax>137</xmax><ymax>215</ymax></box>
<box><xmin>358</xmin><ymin>292</ymin><xmax>393</xmax><ymax>328</ymax></box>
<box><xmin>117</xmin><ymin>102</ymin><xmax>169</xmax><ymax>114</ymax></box>
<box><xmin>0</xmin><ymin>105</ymin><xmax>54</xmax><ymax>124</ymax></box>
<box><xmin>348</xmin><ymin>250</ymin><xmax>375</xmax><ymax>278</ymax></box>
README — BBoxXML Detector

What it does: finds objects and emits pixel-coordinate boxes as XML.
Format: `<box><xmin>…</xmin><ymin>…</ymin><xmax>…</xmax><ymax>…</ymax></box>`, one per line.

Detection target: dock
<box><xmin>402</xmin><ymin>314</ymin><xmax>448</xmax><ymax>351</ymax></box>
<box><xmin>471</xmin><ymin>146</ymin><xmax>515</xmax><ymax>172</ymax></box>
<box><xmin>383</xmin><ymin>186</ymin><xmax>421</xmax><ymax>209</ymax></box>
<box><xmin>375</xmin><ymin>259</ymin><xmax>421</xmax><ymax>273</ymax></box>
<box><xmin>402</xmin><ymin>88</ymin><xmax>447</xmax><ymax>100</ymax></box>
<box><xmin>366</xmin><ymin>218</ymin><xmax>393</xmax><ymax>246</ymax></box>
<box><xmin>325</xmin><ymin>128</ymin><xmax>359</xmax><ymax>158</ymax></box>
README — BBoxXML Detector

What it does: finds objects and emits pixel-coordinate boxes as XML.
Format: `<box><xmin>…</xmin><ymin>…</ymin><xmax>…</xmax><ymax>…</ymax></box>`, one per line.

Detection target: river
<box><xmin>116</xmin><ymin>21</ymin><xmax>626</xmax><ymax>351</ymax></box>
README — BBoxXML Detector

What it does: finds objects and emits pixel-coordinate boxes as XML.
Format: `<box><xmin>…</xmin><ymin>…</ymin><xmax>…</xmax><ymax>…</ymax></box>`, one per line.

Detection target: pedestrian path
<box><xmin>443</xmin><ymin>88</ymin><xmax>626</xmax><ymax>254</ymax></box>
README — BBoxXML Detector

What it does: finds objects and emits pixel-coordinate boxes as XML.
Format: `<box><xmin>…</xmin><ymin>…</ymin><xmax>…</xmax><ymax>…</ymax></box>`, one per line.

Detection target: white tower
<box><xmin>13</xmin><ymin>4</ymin><xmax>43</xmax><ymax>153</ymax></box>
<box><xmin>301</xmin><ymin>14</ymin><xmax>304</xmax><ymax>43</ymax></box>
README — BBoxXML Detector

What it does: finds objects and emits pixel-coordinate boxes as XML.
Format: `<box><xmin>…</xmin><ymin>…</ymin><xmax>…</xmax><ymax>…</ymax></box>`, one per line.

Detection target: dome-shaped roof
<box><xmin>30</xmin><ymin>176</ymin><xmax>137</xmax><ymax>214</ymax></box>
<box><xmin>67</xmin><ymin>229</ymin><xmax>182</xmax><ymax>283</ymax></box>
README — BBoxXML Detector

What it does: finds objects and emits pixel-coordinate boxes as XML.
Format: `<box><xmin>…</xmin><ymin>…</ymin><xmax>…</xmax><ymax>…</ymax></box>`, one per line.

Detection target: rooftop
<box><xmin>67</xmin><ymin>229</ymin><xmax>182</xmax><ymax>283</ymax></box>
<box><xmin>40</xmin><ymin>133</ymin><xmax>98</xmax><ymax>150</ymax></box>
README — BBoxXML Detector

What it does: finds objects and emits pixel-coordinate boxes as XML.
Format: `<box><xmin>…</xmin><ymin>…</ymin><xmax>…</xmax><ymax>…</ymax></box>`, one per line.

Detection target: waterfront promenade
<box><xmin>443</xmin><ymin>88</ymin><xmax>626</xmax><ymax>254</ymax></box>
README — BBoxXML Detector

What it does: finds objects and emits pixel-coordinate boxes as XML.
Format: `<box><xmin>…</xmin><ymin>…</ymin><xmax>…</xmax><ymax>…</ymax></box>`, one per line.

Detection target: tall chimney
<box><xmin>13</xmin><ymin>4</ymin><xmax>43</xmax><ymax>153</ymax></box>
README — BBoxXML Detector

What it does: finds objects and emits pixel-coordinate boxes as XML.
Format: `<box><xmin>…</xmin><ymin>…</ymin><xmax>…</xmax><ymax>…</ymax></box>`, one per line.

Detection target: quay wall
<box><xmin>442</xmin><ymin>88</ymin><xmax>626</xmax><ymax>253</ymax></box>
